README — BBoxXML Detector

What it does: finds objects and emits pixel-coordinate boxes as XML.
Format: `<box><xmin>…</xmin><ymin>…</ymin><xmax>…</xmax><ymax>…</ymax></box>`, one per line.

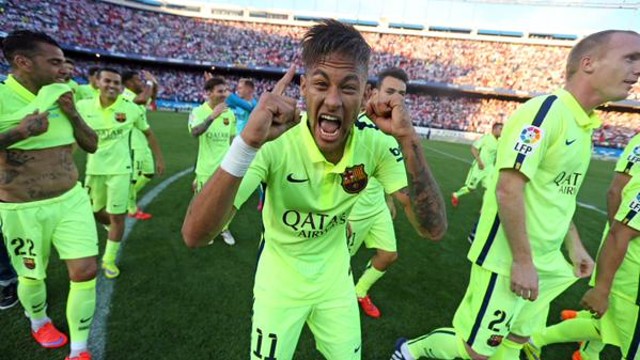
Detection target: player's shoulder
<box><xmin>353</xmin><ymin>113</ymin><xmax>379</xmax><ymax>132</ymax></box>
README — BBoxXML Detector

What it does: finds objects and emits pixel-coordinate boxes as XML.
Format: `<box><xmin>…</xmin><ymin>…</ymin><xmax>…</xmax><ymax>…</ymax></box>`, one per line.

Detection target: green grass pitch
<box><xmin>0</xmin><ymin>111</ymin><xmax>620</xmax><ymax>359</ymax></box>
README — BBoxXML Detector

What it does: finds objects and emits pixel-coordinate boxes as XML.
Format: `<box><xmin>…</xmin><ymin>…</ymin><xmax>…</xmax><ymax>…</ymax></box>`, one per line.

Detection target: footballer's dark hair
<box><xmin>204</xmin><ymin>77</ymin><xmax>225</xmax><ymax>91</ymax></box>
<box><xmin>2</xmin><ymin>30</ymin><xmax>61</xmax><ymax>65</ymax></box>
<box><xmin>566</xmin><ymin>30</ymin><xmax>640</xmax><ymax>80</ymax></box>
<box><xmin>301</xmin><ymin>19</ymin><xmax>371</xmax><ymax>73</ymax></box>
<box><xmin>121</xmin><ymin>70</ymin><xmax>139</xmax><ymax>84</ymax></box>
<box><xmin>239</xmin><ymin>78</ymin><xmax>255</xmax><ymax>89</ymax></box>
<box><xmin>492</xmin><ymin>122</ymin><xmax>504</xmax><ymax>130</ymax></box>
<box><xmin>88</xmin><ymin>66</ymin><xmax>101</xmax><ymax>77</ymax></box>
<box><xmin>97</xmin><ymin>67</ymin><xmax>121</xmax><ymax>78</ymax></box>
<box><xmin>376</xmin><ymin>67</ymin><xmax>409</xmax><ymax>88</ymax></box>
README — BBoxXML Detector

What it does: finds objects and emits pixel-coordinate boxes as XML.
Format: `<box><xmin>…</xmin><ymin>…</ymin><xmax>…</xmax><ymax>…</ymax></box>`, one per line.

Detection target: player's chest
<box><xmin>540</xmin><ymin>125</ymin><xmax>593</xmax><ymax>194</ymax></box>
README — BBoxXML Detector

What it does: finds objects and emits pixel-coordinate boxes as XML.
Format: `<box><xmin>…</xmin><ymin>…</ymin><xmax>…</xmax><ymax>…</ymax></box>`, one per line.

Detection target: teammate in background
<box><xmin>121</xmin><ymin>70</ymin><xmax>160</xmax><ymax>220</ymax></box>
<box><xmin>226</xmin><ymin>78</ymin><xmax>257</xmax><ymax>135</ymax></box>
<box><xmin>75</xmin><ymin>66</ymin><xmax>100</xmax><ymax>101</ymax></box>
<box><xmin>0</xmin><ymin>30</ymin><xmax>99</xmax><ymax>360</ymax></box>
<box><xmin>451</xmin><ymin>122</ymin><xmax>503</xmax><ymax>207</ymax></box>
<box><xmin>62</xmin><ymin>58</ymin><xmax>79</xmax><ymax>94</ymax></box>
<box><xmin>188</xmin><ymin>76</ymin><xmax>236</xmax><ymax>245</ymax></box>
<box><xmin>348</xmin><ymin>67</ymin><xmax>409</xmax><ymax>319</ymax></box>
<box><xmin>182</xmin><ymin>20</ymin><xmax>447</xmax><ymax>359</ymax></box>
<box><xmin>523</xmin><ymin>132</ymin><xmax>640</xmax><ymax>360</ymax></box>
<box><xmin>0</xmin><ymin>239</ymin><xmax>18</xmax><ymax>310</ymax></box>
<box><xmin>78</xmin><ymin>68</ymin><xmax>164</xmax><ymax>279</ymax></box>
<box><xmin>392</xmin><ymin>30</ymin><xmax>640</xmax><ymax>360</ymax></box>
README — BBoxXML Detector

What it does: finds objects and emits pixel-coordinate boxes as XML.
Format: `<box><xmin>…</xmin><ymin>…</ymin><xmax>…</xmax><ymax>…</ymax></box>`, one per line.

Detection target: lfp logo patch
<box><xmin>519</xmin><ymin>126</ymin><xmax>542</xmax><ymax>145</ymax></box>
<box><xmin>514</xmin><ymin>125</ymin><xmax>544</xmax><ymax>157</ymax></box>
<box><xmin>633</xmin><ymin>146</ymin><xmax>640</xmax><ymax>157</ymax></box>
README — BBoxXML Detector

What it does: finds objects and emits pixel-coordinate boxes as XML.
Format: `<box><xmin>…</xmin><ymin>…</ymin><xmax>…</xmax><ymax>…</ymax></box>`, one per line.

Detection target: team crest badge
<box><xmin>115</xmin><ymin>112</ymin><xmax>127</xmax><ymax>122</ymax></box>
<box><xmin>223</xmin><ymin>117</ymin><xmax>229</xmax><ymax>125</ymax></box>
<box><xmin>341</xmin><ymin>164</ymin><xmax>368</xmax><ymax>194</ymax></box>
<box><xmin>486</xmin><ymin>334</ymin><xmax>503</xmax><ymax>347</ymax></box>
<box><xmin>23</xmin><ymin>257</ymin><xmax>36</xmax><ymax>270</ymax></box>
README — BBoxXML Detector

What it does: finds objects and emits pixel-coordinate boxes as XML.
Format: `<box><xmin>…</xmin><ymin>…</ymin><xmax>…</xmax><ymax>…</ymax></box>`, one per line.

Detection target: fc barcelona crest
<box><xmin>23</xmin><ymin>257</ymin><xmax>36</xmax><ymax>270</ymax></box>
<box><xmin>223</xmin><ymin>117</ymin><xmax>229</xmax><ymax>125</ymax></box>
<box><xmin>341</xmin><ymin>164</ymin><xmax>368</xmax><ymax>194</ymax></box>
<box><xmin>115</xmin><ymin>112</ymin><xmax>127</xmax><ymax>122</ymax></box>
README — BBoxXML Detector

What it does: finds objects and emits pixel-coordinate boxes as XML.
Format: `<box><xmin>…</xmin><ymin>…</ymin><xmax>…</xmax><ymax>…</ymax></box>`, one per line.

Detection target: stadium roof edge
<box><xmin>101</xmin><ymin>0</ymin><xmax>581</xmax><ymax>47</ymax></box>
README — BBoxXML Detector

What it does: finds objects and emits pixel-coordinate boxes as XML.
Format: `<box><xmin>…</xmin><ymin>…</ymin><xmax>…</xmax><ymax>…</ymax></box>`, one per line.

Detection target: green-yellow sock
<box><xmin>454</xmin><ymin>187</ymin><xmax>471</xmax><ymax>198</ymax></box>
<box><xmin>128</xmin><ymin>175</ymin><xmax>151</xmax><ymax>214</ymax></box>
<box><xmin>102</xmin><ymin>240</ymin><xmax>120</xmax><ymax>264</ymax></box>
<box><xmin>531</xmin><ymin>318</ymin><xmax>600</xmax><ymax>347</ymax></box>
<box><xmin>18</xmin><ymin>276</ymin><xmax>47</xmax><ymax>320</ymax></box>
<box><xmin>354</xmin><ymin>261</ymin><xmax>385</xmax><ymax>298</ymax></box>
<box><xmin>407</xmin><ymin>328</ymin><xmax>469</xmax><ymax>359</ymax></box>
<box><xmin>67</xmin><ymin>279</ymin><xmax>96</xmax><ymax>346</ymax></box>
<box><xmin>490</xmin><ymin>337</ymin><xmax>523</xmax><ymax>359</ymax></box>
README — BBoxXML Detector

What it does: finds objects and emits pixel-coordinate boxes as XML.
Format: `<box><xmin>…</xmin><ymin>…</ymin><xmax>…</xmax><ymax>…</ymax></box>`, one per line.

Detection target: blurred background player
<box><xmin>188</xmin><ymin>76</ymin><xmax>236</xmax><ymax>245</ymax></box>
<box><xmin>62</xmin><ymin>58</ymin><xmax>79</xmax><ymax>94</ymax></box>
<box><xmin>451</xmin><ymin>122</ymin><xmax>503</xmax><ymax>207</ymax></box>
<box><xmin>348</xmin><ymin>67</ymin><xmax>409</xmax><ymax>319</ymax></box>
<box><xmin>75</xmin><ymin>66</ymin><xmax>100</xmax><ymax>101</ymax></box>
<box><xmin>392</xmin><ymin>29</ymin><xmax>640</xmax><ymax>360</ymax></box>
<box><xmin>0</xmin><ymin>238</ymin><xmax>18</xmax><ymax>310</ymax></box>
<box><xmin>121</xmin><ymin>70</ymin><xmax>162</xmax><ymax>220</ymax></box>
<box><xmin>523</xmin><ymin>132</ymin><xmax>640</xmax><ymax>360</ymax></box>
<box><xmin>0</xmin><ymin>30</ymin><xmax>99</xmax><ymax>360</ymax></box>
<box><xmin>78</xmin><ymin>68</ymin><xmax>164</xmax><ymax>279</ymax></box>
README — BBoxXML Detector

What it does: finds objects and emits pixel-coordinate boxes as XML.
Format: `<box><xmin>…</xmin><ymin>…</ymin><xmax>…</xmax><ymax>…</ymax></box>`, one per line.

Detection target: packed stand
<box><xmin>4</xmin><ymin>0</ymin><xmax>640</xmax><ymax>97</ymax></box>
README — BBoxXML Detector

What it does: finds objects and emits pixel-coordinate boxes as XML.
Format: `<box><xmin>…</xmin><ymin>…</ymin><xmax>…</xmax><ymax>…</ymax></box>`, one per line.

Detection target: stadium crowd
<box><xmin>1</xmin><ymin>0</ymin><xmax>638</xmax><ymax>147</ymax></box>
<box><xmin>5</xmin><ymin>0</ymin><xmax>640</xmax><ymax>98</ymax></box>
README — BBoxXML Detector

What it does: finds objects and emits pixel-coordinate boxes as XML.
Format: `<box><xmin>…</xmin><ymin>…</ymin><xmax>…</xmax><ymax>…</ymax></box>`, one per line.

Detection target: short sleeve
<box><xmin>495</xmin><ymin>96</ymin><xmax>559</xmax><ymax>181</ymax></box>
<box><xmin>373</xmin><ymin>133</ymin><xmax>407</xmax><ymax>195</ymax></box>
<box><xmin>234</xmin><ymin>145</ymin><xmax>270</xmax><ymax>209</ymax></box>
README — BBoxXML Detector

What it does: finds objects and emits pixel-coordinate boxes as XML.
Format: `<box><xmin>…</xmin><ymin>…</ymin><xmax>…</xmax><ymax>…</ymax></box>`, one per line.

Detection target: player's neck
<box><xmin>564</xmin><ymin>81</ymin><xmax>600</xmax><ymax>114</ymax></box>
<box><xmin>208</xmin><ymin>100</ymin><xmax>221</xmax><ymax>109</ymax></box>
<box><xmin>100</xmin><ymin>95</ymin><xmax>117</xmax><ymax>108</ymax></box>
<box><xmin>12</xmin><ymin>72</ymin><xmax>42</xmax><ymax>95</ymax></box>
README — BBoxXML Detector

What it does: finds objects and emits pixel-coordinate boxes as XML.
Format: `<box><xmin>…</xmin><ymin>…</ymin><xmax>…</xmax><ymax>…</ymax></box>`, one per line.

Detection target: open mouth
<box><xmin>317</xmin><ymin>114</ymin><xmax>342</xmax><ymax>141</ymax></box>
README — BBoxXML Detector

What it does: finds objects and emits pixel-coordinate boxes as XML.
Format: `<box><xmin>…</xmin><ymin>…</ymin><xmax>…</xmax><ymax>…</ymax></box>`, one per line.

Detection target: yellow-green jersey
<box><xmin>610</xmin><ymin>176</ymin><xmax>640</xmax><ymax>304</ymax></box>
<box><xmin>77</xmin><ymin>95</ymin><xmax>149</xmax><ymax>175</ymax></box>
<box><xmin>468</xmin><ymin>89</ymin><xmax>601</xmax><ymax>275</ymax></box>
<box><xmin>0</xmin><ymin>75</ymin><xmax>75</xmax><ymax>150</ymax></box>
<box><xmin>67</xmin><ymin>79</ymin><xmax>79</xmax><ymax>95</ymax></box>
<box><xmin>349</xmin><ymin>114</ymin><xmax>403</xmax><ymax>220</ymax></box>
<box><xmin>234</xmin><ymin>114</ymin><xmax>407</xmax><ymax>305</ymax></box>
<box><xmin>615</xmin><ymin>133</ymin><xmax>640</xmax><ymax>177</ymax></box>
<box><xmin>122</xmin><ymin>87</ymin><xmax>150</xmax><ymax>151</ymax></box>
<box><xmin>473</xmin><ymin>133</ymin><xmax>499</xmax><ymax>169</ymax></box>
<box><xmin>75</xmin><ymin>84</ymin><xmax>98</xmax><ymax>101</ymax></box>
<box><xmin>188</xmin><ymin>102</ymin><xmax>236</xmax><ymax>177</ymax></box>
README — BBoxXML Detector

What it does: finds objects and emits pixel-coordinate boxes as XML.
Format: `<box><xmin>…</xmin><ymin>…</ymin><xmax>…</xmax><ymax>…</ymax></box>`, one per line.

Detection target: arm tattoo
<box><xmin>68</xmin><ymin>115</ymin><xmax>98</xmax><ymax>153</ymax></box>
<box><xmin>404</xmin><ymin>139</ymin><xmax>447</xmax><ymax>238</ymax></box>
<box><xmin>191</xmin><ymin>118</ymin><xmax>214</xmax><ymax>137</ymax></box>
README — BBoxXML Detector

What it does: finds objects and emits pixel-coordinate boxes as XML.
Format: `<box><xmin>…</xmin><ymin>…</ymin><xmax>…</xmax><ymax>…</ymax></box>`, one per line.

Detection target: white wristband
<box><xmin>220</xmin><ymin>136</ymin><xmax>259</xmax><ymax>177</ymax></box>
<box><xmin>145</xmin><ymin>80</ymin><xmax>154</xmax><ymax>86</ymax></box>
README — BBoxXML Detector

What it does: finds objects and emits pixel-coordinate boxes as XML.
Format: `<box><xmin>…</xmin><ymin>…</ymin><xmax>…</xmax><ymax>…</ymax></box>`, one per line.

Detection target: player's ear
<box><xmin>300</xmin><ymin>74</ymin><xmax>307</xmax><ymax>94</ymax></box>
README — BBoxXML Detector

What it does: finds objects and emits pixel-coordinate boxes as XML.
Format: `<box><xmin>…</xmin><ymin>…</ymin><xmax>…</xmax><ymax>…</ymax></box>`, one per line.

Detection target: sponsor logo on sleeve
<box><xmin>514</xmin><ymin>125</ymin><xmax>543</xmax><ymax>156</ymax></box>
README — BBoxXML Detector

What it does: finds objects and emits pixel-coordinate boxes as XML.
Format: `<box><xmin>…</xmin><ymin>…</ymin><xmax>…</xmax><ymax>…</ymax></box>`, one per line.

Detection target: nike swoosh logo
<box><xmin>565</xmin><ymin>139</ymin><xmax>576</xmax><ymax>145</ymax></box>
<box><xmin>354</xmin><ymin>345</ymin><xmax>361</xmax><ymax>353</ymax></box>
<box><xmin>80</xmin><ymin>316</ymin><xmax>93</xmax><ymax>324</ymax></box>
<box><xmin>286</xmin><ymin>174</ymin><xmax>309</xmax><ymax>183</ymax></box>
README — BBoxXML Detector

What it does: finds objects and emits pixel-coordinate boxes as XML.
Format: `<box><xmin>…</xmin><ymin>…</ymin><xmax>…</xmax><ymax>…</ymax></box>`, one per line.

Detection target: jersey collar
<box><xmin>300</xmin><ymin>112</ymin><xmax>356</xmax><ymax>173</ymax></box>
<box><xmin>95</xmin><ymin>94</ymin><xmax>123</xmax><ymax>111</ymax></box>
<box><xmin>5</xmin><ymin>74</ymin><xmax>37</xmax><ymax>103</ymax></box>
<box><xmin>554</xmin><ymin>88</ymin><xmax>602</xmax><ymax>130</ymax></box>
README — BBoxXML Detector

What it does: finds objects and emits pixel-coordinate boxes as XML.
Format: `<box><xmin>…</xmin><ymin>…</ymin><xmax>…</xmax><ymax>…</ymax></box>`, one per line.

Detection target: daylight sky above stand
<box><xmin>202</xmin><ymin>0</ymin><xmax>640</xmax><ymax>36</ymax></box>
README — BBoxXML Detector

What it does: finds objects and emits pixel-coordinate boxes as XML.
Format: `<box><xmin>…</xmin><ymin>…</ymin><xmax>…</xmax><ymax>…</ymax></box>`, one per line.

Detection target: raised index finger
<box><xmin>271</xmin><ymin>65</ymin><xmax>296</xmax><ymax>96</ymax></box>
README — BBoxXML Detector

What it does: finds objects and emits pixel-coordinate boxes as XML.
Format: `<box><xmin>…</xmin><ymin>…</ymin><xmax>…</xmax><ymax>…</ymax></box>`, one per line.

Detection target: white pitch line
<box><xmin>89</xmin><ymin>167</ymin><xmax>193</xmax><ymax>360</ymax></box>
<box><xmin>426</xmin><ymin>146</ymin><xmax>607</xmax><ymax>215</ymax></box>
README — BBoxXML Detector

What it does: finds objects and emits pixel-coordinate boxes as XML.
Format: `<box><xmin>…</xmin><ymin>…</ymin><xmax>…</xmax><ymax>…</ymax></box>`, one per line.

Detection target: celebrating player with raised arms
<box><xmin>182</xmin><ymin>19</ymin><xmax>447</xmax><ymax>359</ymax></box>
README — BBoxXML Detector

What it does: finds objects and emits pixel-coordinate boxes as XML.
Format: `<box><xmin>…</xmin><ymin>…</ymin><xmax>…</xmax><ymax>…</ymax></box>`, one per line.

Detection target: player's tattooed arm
<box><xmin>58</xmin><ymin>92</ymin><xmax>98</xmax><ymax>153</ymax></box>
<box><xmin>0</xmin><ymin>111</ymin><xmax>50</xmax><ymax>150</ymax></box>
<box><xmin>190</xmin><ymin>117</ymin><xmax>215</xmax><ymax>137</ymax></box>
<box><xmin>394</xmin><ymin>136</ymin><xmax>447</xmax><ymax>240</ymax></box>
